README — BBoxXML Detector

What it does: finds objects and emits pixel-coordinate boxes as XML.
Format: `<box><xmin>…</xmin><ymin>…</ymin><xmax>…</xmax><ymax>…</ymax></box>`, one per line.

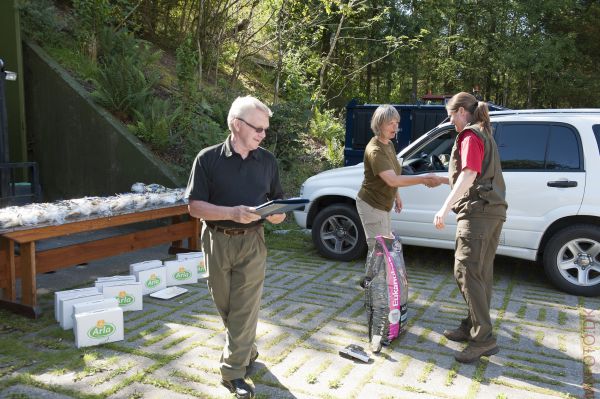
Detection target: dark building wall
<box><xmin>0</xmin><ymin>0</ymin><xmax>27</xmax><ymax>164</ymax></box>
<box><xmin>22</xmin><ymin>41</ymin><xmax>182</xmax><ymax>201</ymax></box>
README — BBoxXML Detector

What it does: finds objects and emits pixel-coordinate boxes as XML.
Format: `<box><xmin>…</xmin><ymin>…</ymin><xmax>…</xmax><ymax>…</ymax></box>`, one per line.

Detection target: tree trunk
<box><xmin>527</xmin><ymin>70</ymin><xmax>532</xmax><ymax>108</ymax></box>
<box><xmin>196</xmin><ymin>0</ymin><xmax>205</xmax><ymax>88</ymax></box>
<box><xmin>318</xmin><ymin>0</ymin><xmax>355</xmax><ymax>103</ymax></box>
<box><xmin>366</xmin><ymin>64</ymin><xmax>371</xmax><ymax>99</ymax></box>
<box><xmin>274</xmin><ymin>2</ymin><xmax>286</xmax><ymax>103</ymax></box>
<box><xmin>411</xmin><ymin>53</ymin><xmax>418</xmax><ymax>103</ymax></box>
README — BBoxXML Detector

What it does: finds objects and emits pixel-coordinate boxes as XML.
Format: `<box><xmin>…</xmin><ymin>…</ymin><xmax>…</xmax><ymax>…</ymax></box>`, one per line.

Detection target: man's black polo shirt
<box><xmin>185</xmin><ymin>135</ymin><xmax>284</xmax><ymax>228</ymax></box>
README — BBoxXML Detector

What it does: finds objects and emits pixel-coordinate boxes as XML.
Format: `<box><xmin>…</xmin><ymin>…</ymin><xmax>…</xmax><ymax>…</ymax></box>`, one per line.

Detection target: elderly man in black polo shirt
<box><xmin>185</xmin><ymin>95</ymin><xmax>285</xmax><ymax>399</ymax></box>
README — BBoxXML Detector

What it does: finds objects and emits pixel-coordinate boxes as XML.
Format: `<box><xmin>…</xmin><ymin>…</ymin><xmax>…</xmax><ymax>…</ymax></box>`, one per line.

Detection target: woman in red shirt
<box><xmin>433</xmin><ymin>92</ymin><xmax>508</xmax><ymax>363</ymax></box>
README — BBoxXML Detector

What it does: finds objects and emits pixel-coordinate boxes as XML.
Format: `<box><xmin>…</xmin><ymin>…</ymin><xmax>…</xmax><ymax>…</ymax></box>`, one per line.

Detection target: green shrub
<box><xmin>264</xmin><ymin>100</ymin><xmax>312</xmax><ymax>171</ymax></box>
<box><xmin>72</xmin><ymin>0</ymin><xmax>139</xmax><ymax>61</ymax></box>
<box><xmin>176</xmin><ymin>35</ymin><xmax>199</xmax><ymax>97</ymax></box>
<box><xmin>309</xmin><ymin>108</ymin><xmax>344</xmax><ymax>167</ymax></box>
<box><xmin>72</xmin><ymin>0</ymin><xmax>112</xmax><ymax>61</ymax></box>
<box><xmin>179</xmin><ymin>113</ymin><xmax>228</xmax><ymax>166</ymax></box>
<box><xmin>90</xmin><ymin>28</ymin><xmax>161</xmax><ymax>120</ymax></box>
<box><xmin>129</xmin><ymin>98</ymin><xmax>180</xmax><ymax>150</ymax></box>
<box><xmin>18</xmin><ymin>0</ymin><xmax>70</xmax><ymax>45</ymax></box>
<box><xmin>45</xmin><ymin>46</ymin><xmax>99</xmax><ymax>83</ymax></box>
<box><xmin>90</xmin><ymin>55</ymin><xmax>155</xmax><ymax>120</ymax></box>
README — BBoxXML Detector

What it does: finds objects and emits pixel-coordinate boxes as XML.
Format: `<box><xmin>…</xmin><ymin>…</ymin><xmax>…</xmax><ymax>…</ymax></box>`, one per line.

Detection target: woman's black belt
<box><xmin>204</xmin><ymin>221</ymin><xmax>262</xmax><ymax>236</ymax></box>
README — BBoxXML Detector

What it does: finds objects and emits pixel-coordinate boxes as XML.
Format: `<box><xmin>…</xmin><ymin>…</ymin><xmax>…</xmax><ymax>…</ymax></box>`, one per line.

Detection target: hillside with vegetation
<box><xmin>17</xmin><ymin>0</ymin><xmax>600</xmax><ymax>195</ymax></box>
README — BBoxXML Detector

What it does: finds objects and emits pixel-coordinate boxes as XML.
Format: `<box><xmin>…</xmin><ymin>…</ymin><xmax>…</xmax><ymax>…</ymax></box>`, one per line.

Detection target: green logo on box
<box><xmin>116</xmin><ymin>291</ymin><xmax>134</xmax><ymax>305</ymax></box>
<box><xmin>146</xmin><ymin>274</ymin><xmax>161</xmax><ymax>288</ymax></box>
<box><xmin>88</xmin><ymin>320</ymin><xmax>116</xmax><ymax>339</ymax></box>
<box><xmin>174</xmin><ymin>267</ymin><xmax>192</xmax><ymax>280</ymax></box>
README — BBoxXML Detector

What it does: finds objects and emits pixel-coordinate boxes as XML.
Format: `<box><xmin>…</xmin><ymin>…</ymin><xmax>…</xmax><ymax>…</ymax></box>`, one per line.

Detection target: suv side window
<box><xmin>594</xmin><ymin>125</ymin><xmax>600</xmax><ymax>155</ymax></box>
<box><xmin>546</xmin><ymin>125</ymin><xmax>581</xmax><ymax>169</ymax></box>
<box><xmin>496</xmin><ymin>123</ymin><xmax>581</xmax><ymax>171</ymax></box>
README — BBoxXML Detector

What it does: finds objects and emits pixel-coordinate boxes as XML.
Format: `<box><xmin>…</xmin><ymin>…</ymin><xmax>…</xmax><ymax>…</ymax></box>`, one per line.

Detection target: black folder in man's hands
<box><xmin>254</xmin><ymin>198</ymin><xmax>309</xmax><ymax>218</ymax></box>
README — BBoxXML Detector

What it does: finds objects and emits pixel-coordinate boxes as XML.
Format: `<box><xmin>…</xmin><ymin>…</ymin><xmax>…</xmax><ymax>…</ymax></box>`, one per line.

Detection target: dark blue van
<box><xmin>343</xmin><ymin>99</ymin><xmax>505</xmax><ymax>166</ymax></box>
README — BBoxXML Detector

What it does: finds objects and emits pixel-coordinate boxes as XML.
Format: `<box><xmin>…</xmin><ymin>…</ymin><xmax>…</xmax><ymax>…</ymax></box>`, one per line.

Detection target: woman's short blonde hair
<box><xmin>370</xmin><ymin>104</ymin><xmax>400</xmax><ymax>136</ymax></box>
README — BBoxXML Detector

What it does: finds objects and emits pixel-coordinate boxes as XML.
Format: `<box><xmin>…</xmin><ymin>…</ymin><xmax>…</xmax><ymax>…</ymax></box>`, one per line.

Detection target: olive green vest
<box><xmin>448</xmin><ymin>124</ymin><xmax>508</xmax><ymax>220</ymax></box>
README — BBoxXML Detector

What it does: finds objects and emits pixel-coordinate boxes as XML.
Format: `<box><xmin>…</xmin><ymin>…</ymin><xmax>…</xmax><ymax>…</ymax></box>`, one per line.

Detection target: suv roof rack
<box><xmin>490</xmin><ymin>109</ymin><xmax>600</xmax><ymax>116</ymax></box>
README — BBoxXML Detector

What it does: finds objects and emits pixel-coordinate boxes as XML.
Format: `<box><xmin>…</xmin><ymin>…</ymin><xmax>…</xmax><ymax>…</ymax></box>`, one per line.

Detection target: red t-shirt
<box><xmin>457</xmin><ymin>129</ymin><xmax>484</xmax><ymax>174</ymax></box>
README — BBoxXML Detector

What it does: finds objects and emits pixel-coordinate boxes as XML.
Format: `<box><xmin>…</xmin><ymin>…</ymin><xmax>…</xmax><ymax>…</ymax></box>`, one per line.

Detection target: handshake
<box><xmin>422</xmin><ymin>174</ymin><xmax>444</xmax><ymax>188</ymax></box>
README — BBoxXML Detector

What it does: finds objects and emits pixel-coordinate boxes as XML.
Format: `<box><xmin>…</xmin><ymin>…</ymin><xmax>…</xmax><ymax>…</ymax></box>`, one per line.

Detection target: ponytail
<box><xmin>473</xmin><ymin>101</ymin><xmax>491</xmax><ymax>135</ymax></box>
<box><xmin>447</xmin><ymin>92</ymin><xmax>491</xmax><ymax>135</ymax></box>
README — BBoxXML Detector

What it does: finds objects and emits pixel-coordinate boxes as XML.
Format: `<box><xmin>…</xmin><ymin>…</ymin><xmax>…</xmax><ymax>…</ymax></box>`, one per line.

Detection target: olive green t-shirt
<box><xmin>357</xmin><ymin>137</ymin><xmax>402</xmax><ymax>211</ymax></box>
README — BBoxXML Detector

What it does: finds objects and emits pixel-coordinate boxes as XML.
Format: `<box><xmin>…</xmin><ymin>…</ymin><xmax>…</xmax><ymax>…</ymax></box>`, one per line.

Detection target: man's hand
<box><xmin>231</xmin><ymin>205</ymin><xmax>262</xmax><ymax>224</ymax></box>
<box><xmin>266</xmin><ymin>213</ymin><xmax>286</xmax><ymax>224</ymax></box>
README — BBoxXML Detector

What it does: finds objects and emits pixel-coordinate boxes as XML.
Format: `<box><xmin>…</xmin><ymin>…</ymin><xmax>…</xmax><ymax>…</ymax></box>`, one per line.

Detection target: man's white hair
<box><xmin>227</xmin><ymin>96</ymin><xmax>273</xmax><ymax>131</ymax></box>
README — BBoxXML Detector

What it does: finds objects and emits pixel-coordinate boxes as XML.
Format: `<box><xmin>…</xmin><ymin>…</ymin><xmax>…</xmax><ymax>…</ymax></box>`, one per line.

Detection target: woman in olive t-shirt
<box><xmin>356</xmin><ymin>104</ymin><xmax>440</xmax><ymax>252</ymax></box>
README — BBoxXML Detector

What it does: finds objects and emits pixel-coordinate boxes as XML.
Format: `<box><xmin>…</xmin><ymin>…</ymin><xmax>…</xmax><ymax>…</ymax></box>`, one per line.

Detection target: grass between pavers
<box><xmin>579</xmin><ymin>296</ymin><xmax>597</xmax><ymax>399</ymax></box>
<box><xmin>0</xmin><ymin>225</ymin><xmax>594</xmax><ymax>398</ymax></box>
<box><xmin>489</xmin><ymin>377</ymin><xmax>578</xmax><ymax>399</ymax></box>
<box><xmin>445</xmin><ymin>361</ymin><xmax>460</xmax><ymax>386</ymax></box>
<box><xmin>511</xmin><ymin>325</ymin><xmax>522</xmax><ymax>343</ymax></box>
<box><xmin>504</xmin><ymin>361</ymin><xmax>566</xmax><ymax>377</ymax></box>
<box><xmin>417</xmin><ymin>358</ymin><xmax>436</xmax><ymax>383</ymax></box>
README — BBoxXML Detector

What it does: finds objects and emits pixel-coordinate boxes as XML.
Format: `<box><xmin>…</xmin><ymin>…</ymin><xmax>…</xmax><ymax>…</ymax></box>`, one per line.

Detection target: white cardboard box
<box><xmin>176</xmin><ymin>252</ymin><xmax>208</xmax><ymax>278</ymax></box>
<box><xmin>73</xmin><ymin>307</ymin><xmax>124</xmax><ymax>348</ymax></box>
<box><xmin>164</xmin><ymin>259</ymin><xmax>198</xmax><ymax>286</ymax></box>
<box><xmin>129</xmin><ymin>259</ymin><xmax>163</xmax><ymax>275</ymax></box>
<box><xmin>133</xmin><ymin>265</ymin><xmax>167</xmax><ymax>295</ymax></box>
<box><xmin>54</xmin><ymin>287</ymin><xmax>99</xmax><ymax>322</ymax></box>
<box><xmin>95</xmin><ymin>276</ymin><xmax>137</xmax><ymax>290</ymax></box>
<box><xmin>73</xmin><ymin>298</ymin><xmax>119</xmax><ymax>315</ymax></box>
<box><xmin>100</xmin><ymin>281</ymin><xmax>143</xmax><ymax>311</ymax></box>
<box><xmin>60</xmin><ymin>292</ymin><xmax>105</xmax><ymax>330</ymax></box>
<box><xmin>95</xmin><ymin>275</ymin><xmax>136</xmax><ymax>284</ymax></box>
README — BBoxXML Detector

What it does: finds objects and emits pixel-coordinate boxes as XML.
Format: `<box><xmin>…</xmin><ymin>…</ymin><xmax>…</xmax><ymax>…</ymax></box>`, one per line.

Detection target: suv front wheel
<box><xmin>312</xmin><ymin>204</ymin><xmax>367</xmax><ymax>261</ymax></box>
<box><xmin>543</xmin><ymin>224</ymin><xmax>600</xmax><ymax>296</ymax></box>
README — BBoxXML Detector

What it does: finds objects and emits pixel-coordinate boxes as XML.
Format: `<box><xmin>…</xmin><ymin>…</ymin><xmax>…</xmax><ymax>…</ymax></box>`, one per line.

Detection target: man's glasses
<box><xmin>237</xmin><ymin>117</ymin><xmax>268</xmax><ymax>133</ymax></box>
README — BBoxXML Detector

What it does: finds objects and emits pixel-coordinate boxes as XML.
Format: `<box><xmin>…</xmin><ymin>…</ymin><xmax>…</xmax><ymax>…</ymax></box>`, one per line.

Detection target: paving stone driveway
<box><xmin>1</xmin><ymin>245</ymin><xmax>599</xmax><ymax>399</ymax></box>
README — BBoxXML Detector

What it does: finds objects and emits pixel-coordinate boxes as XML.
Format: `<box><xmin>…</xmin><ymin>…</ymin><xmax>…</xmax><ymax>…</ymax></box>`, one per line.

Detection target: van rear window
<box><xmin>594</xmin><ymin>125</ymin><xmax>600</xmax><ymax>155</ymax></box>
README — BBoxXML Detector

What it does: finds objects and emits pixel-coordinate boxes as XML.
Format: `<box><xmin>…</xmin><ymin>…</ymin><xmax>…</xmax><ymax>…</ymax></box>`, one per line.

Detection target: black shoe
<box><xmin>221</xmin><ymin>378</ymin><xmax>254</xmax><ymax>399</ymax></box>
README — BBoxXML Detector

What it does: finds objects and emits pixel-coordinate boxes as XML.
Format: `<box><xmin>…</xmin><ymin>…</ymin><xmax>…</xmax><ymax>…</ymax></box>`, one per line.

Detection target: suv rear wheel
<box><xmin>543</xmin><ymin>224</ymin><xmax>600</xmax><ymax>296</ymax></box>
<box><xmin>312</xmin><ymin>204</ymin><xmax>366</xmax><ymax>261</ymax></box>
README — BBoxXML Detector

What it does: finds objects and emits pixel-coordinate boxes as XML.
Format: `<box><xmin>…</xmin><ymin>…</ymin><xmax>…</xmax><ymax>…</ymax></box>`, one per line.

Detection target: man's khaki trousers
<box><xmin>202</xmin><ymin>224</ymin><xmax>267</xmax><ymax>380</ymax></box>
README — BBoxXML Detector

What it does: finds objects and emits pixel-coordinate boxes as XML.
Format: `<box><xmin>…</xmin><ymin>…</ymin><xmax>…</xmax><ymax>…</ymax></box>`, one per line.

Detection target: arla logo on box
<box><xmin>88</xmin><ymin>319</ymin><xmax>116</xmax><ymax>339</ymax></box>
<box><xmin>174</xmin><ymin>266</ymin><xmax>192</xmax><ymax>281</ymax></box>
<box><xmin>146</xmin><ymin>273</ymin><xmax>161</xmax><ymax>289</ymax></box>
<box><xmin>116</xmin><ymin>291</ymin><xmax>134</xmax><ymax>306</ymax></box>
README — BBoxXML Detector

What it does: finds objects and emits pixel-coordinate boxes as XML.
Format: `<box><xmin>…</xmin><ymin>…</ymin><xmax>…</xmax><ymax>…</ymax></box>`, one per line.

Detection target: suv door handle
<box><xmin>547</xmin><ymin>180</ymin><xmax>578</xmax><ymax>188</ymax></box>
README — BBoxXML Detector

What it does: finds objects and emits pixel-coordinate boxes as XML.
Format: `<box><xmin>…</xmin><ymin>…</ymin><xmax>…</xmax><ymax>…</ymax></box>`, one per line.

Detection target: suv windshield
<box><xmin>402</xmin><ymin>128</ymin><xmax>455</xmax><ymax>174</ymax></box>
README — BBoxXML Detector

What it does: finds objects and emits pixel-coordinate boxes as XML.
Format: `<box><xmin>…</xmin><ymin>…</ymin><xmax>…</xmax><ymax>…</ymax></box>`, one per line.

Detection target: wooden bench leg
<box><xmin>20</xmin><ymin>242</ymin><xmax>37</xmax><ymax>307</ymax></box>
<box><xmin>0</xmin><ymin>237</ymin><xmax>16</xmax><ymax>301</ymax></box>
<box><xmin>171</xmin><ymin>215</ymin><xmax>183</xmax><ymax>248</ymax></box>
<box><xmin>190</xmin><ymin>218</ymin><xmax>200</xmax><ymax>250</ymax></box>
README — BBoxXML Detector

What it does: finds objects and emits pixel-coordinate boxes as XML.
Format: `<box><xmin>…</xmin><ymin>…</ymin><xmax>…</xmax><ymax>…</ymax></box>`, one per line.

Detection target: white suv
<box><xmin>294</xmin><ymin>110</ymin><xmax>600</xmax><ymax>296</ymax></box>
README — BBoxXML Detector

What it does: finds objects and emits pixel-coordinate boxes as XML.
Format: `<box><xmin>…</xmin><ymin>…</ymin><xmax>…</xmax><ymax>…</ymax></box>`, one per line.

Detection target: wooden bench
<box><xmin>0</xmin><ymin>203</ymin><xmax>199</xmax><ymax>318</ymax></box>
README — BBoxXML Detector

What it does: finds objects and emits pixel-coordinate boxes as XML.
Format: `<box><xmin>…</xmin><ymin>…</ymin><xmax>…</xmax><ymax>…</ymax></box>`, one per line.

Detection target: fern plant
<box><xmin>90</xmin><ymin>28</ymin><xmax>161</xmax><ymax>120</ymax></box>
<box><xmin>128</xmin><ymin>98</ymin><xmax>180</xmax><ymax>150</ymax></box>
